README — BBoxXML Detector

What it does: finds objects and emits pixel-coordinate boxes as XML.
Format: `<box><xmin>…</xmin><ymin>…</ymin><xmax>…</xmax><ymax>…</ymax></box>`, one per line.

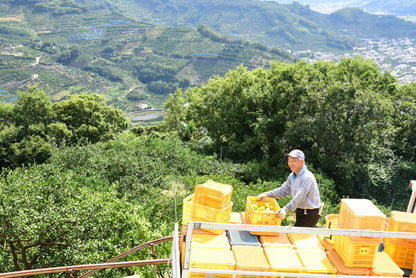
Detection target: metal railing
<box><xmin>180</xmin><ymin>221</ymin><xmax>416</xmax><ymax>278</ymax></box>
<box><xmin>0</xmin><ymin>235</ymin><xmax>174</xmax><ymax>278</ymax></box>
<box><xmin>1</xmin><ymin>221</ymin><xmax>414</xmax><ymax>278</ymax></box>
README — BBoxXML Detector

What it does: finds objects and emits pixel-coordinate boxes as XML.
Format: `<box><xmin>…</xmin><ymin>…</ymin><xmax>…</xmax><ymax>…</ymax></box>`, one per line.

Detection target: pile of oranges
<box><xmin>252</xmin><ymin>202</ymin><xmax>277</xmax><ymax>213</ymax></box>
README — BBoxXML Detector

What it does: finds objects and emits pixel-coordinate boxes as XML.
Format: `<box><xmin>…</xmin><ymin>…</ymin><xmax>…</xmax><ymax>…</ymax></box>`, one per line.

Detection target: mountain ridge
<box><xmin>96</xmin><ymin>0</ymin><xmax>416</xmax><ymax>51</ymax></box>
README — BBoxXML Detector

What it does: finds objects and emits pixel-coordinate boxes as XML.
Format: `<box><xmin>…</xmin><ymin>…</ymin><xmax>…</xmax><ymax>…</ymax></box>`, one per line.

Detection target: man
<box><xmin>257</xmin><ymin>149</ymin><xmax>321</xmax><ymax>227</ymax></box>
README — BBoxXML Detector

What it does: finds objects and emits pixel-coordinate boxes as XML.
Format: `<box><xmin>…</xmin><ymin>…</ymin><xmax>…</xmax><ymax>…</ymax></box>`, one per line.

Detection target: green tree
<box><xmin>0</xmin><ymin>164</ymin><xmax>152</xmax><ymax>274</ymax></box>
<box><xmin>0</xmin><ymin>88</ymin><xmax>128</xmax><ymax>169</ymax></box>
<box><xmin>163</xmin><ymin>57</ymin><xmax>403</xmax><ymax>205</ymax></box>
<box><xmin>277</xmin><ymin>57</ymin><xmax>398</xmax><ymax>199</ymax></box>
<box><xmin>0</xmin><ymin>87</ymin><xmax>55</xmax><ymax>168</ymax></box>
<box><xmin>52</xmin><ymin>93</ymin><xmax>128</xmax><ymax>144</ymax></box>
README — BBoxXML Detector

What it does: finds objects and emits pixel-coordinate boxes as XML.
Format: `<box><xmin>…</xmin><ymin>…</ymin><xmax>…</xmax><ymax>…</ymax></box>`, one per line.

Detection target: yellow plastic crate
<box><xmin>232</xmin><ymin>245</ymin><xmax>270</xmax><ymax>278</ymax></box>
<box><xmin>181</xmin><ymin>234</ymin><xmax>231</xmax><ymax>265</ymax></box>
<box><xmin>188</xmin><ymin>247</ymin><xmax>235</xmax><ymax>278</ymax></box>
<box><xmin>388</xmin><ymin>211</ymin><xmax>416</xmax><ymax>245</ymax></box>
<box><xmin>287</xmin><ymin>233</ymin><xmax>325</xmax><ymax>250</ymax></box>
<box><xmin>244</xmin><ymin>196</ymin><xmax>281</xmax><ymax>236</ymax></box>
<box><xmin>322</xmin><ymin>214</ymin><xmax>339</xmax><ymax>245</ymax></box>
<box><xmin>182</xmin><ymin>194</ymin><xmax>233</xmax><ymax>234</ymax></box>
<box><xmin>264</xmin><ymin>246</ymin><xmax>303</xmax><ymax>274</ymax></box>
<box><xmin>384</xmin><ymin>238</ymin><xmax>416</xmax><ymax>269</ymax></box>
<box><xmin>194</xmin><ymin>180</ymin><xmax>233</xmax><ymax>209</ymax></box>
<box><xmin>333</xmin><ymin>235</ymin><xmax>380</xmax><ymax>267</ymax></box>
<box><xmin>189</xmin><ymin>234</ymin><xmax>230</xmax><ymax>248</ymax></box>
<box><xmin>326</xmin><ymin>246</ymin><xmax>370</xmax><ymax>276</ymax></box>
<box><xmin>370</xmin><ymin>252</ymin><xmax>404</xmax><ymax>277</ymax></box>
<box><xmin>296</xmin><ymin>248</ymin><xmax>336</xmax><ymax>275</ymax></box>
<box><xmin>339</xmin><ymin>199</ymin><xmax>387</xmax><ymax>239</ymax></box>
<box><xmin>259</xmin><ymin>233</ymin><xmax>293</xmax><ymax>248</ymax></box>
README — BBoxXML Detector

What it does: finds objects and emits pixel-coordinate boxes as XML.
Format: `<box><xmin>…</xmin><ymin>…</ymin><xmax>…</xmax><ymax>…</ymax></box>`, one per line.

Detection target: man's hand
<box><xmin>276</xmin><ymin>207</ymin><xmax>287</xmax><ymax>219</ymax></box>
<box><xmin>257</xmin><ymin>193</ymin><xmax>268</xmax><ymax>201</ymax></box>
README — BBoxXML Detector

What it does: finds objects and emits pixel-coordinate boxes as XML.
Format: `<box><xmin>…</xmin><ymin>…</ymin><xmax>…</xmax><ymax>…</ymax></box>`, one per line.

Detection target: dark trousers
<box><xmin>294</xmin><ymin>208</ymin><xmax>320</xmax><ymax>227</ymax></box>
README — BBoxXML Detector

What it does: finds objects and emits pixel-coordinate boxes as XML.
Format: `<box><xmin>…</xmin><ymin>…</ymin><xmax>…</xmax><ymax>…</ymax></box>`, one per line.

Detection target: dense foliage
<box><xmin>0</xmin><ymin>87</ymin><xmax>128</xmax><ymax>169</ymax></box>
<box><xmin>164</xmin><ymin>56</ymin><xmax>416</xmax><ymax>209</ymax></box>
<box><xmin>2</xmin><ymin>130</ymin><xmax>298</xmax><ymax>276</ymax></box>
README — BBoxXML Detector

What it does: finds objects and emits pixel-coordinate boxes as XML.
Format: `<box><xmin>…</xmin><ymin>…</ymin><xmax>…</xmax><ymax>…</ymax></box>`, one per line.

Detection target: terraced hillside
<box><xmin>0</xmin><ymin>0</ymin><xmax>293</xmax><ymax>124</ymax></box>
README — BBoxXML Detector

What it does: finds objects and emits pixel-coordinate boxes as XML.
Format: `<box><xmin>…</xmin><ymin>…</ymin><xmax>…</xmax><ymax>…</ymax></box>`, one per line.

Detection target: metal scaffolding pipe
<box><xmin>0</xmin><ymin>259</ymin><xmax>169</xmax><ymax>278</ymax></box>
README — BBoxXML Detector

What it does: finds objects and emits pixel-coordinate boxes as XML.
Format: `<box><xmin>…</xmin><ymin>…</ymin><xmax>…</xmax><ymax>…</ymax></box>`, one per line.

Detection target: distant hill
<box><xmin>362</xmin><ymin>0</ymin><xmax>416</xmax><ymax>16</ymax></box>
<box><xmin>265</xmin><ymin>0</ymin><xmax>416</xmax><ymax>16</ymax></box>
<box><xmin>0</xmin><ymin>0</ymin><xmax>293</xmax><ymax>120</ymax></box>
<box><xmin>96</xmin><ymin>0</ymin><xmax>416</xmax><ymax>51</ymax></box>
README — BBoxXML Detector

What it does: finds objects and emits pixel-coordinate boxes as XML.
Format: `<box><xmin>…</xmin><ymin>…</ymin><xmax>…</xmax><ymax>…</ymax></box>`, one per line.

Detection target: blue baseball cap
<box><xmin>284</xmin><ymin>149</ymin><xmax>305</xmax><ymax>160</ymax></box>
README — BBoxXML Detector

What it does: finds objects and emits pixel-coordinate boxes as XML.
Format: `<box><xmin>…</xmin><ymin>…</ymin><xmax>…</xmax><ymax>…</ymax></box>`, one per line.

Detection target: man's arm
<box><xmin>257</xmin><ymin>179</ymin><xmax>291</xmax><ymax>200</ymax></box>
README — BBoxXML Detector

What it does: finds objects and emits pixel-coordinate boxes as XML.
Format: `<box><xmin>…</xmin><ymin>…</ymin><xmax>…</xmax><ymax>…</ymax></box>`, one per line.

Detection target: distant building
<box><xmin>137</xmin><ymin>102</ymin><xmax>149</xmax><ymax>110</ymax></box>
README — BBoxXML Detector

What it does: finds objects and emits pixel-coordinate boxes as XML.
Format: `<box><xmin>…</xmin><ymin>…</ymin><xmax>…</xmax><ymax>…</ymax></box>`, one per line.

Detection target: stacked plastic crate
<box><xmin>384</xmin><ymin>211</ymin><xmax>416</xmax><ymax>269</ymax></box>
<box><xmin>333</xmin><ymin>199</ymin><xmax>386</xmax><ymax>268</ymax></box>
<box><xmin>320</xmin><ymin>213</ymin><xmax>371</xmax><ymax>276</ymax></box>
<box><xmin>181</xmin><ymin>180</ymin><xmax>235</xmax><ymax>278</ymax></box>
<box><xmin>180</xmin><ymin>233</ymin><xmax>235</xmax><ymax>278</ymax></box>
<box><xmin>182</xmin><ymin>180</ymin><xmax>233</xmax><ymax>234</ymax></box>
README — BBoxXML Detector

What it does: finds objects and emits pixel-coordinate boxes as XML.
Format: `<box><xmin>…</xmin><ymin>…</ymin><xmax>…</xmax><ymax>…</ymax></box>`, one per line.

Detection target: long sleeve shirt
<box><xmin>264</xmin><ymin>165</ymin><xmax>321</xmax><ymax>212</ymax></box>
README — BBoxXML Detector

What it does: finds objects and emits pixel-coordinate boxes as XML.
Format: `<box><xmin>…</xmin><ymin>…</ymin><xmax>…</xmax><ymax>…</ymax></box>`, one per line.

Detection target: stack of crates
<box><xmin>182</xmin><ymin>180</ymin><xmax>233</xmax><ymax>234</ymax></box>
<box><xmin>384</xmin><ymin>211</ymin><xmax>416</xmax><ymax>269</ymax></box>
<box><xmin>333</xmin><ymin>199</ymin><xmax>386</xmax><ymax>268</ymax></box>
<box><xmin>244</xmin><ymin>196</ymin><xmax>281</xmax><ymax>235</ymax></box>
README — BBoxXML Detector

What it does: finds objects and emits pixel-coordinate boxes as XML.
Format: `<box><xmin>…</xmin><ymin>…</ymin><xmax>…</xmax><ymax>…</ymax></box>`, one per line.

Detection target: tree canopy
<box><xmin>164</xmin><ymin>56</ymin><xmax>415</xmax><ymax>208</ymax></box>
<box><xmin>0</xmin><ymin>87</ymin><xmax>128</xmax><ymax>170</ymax></box>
